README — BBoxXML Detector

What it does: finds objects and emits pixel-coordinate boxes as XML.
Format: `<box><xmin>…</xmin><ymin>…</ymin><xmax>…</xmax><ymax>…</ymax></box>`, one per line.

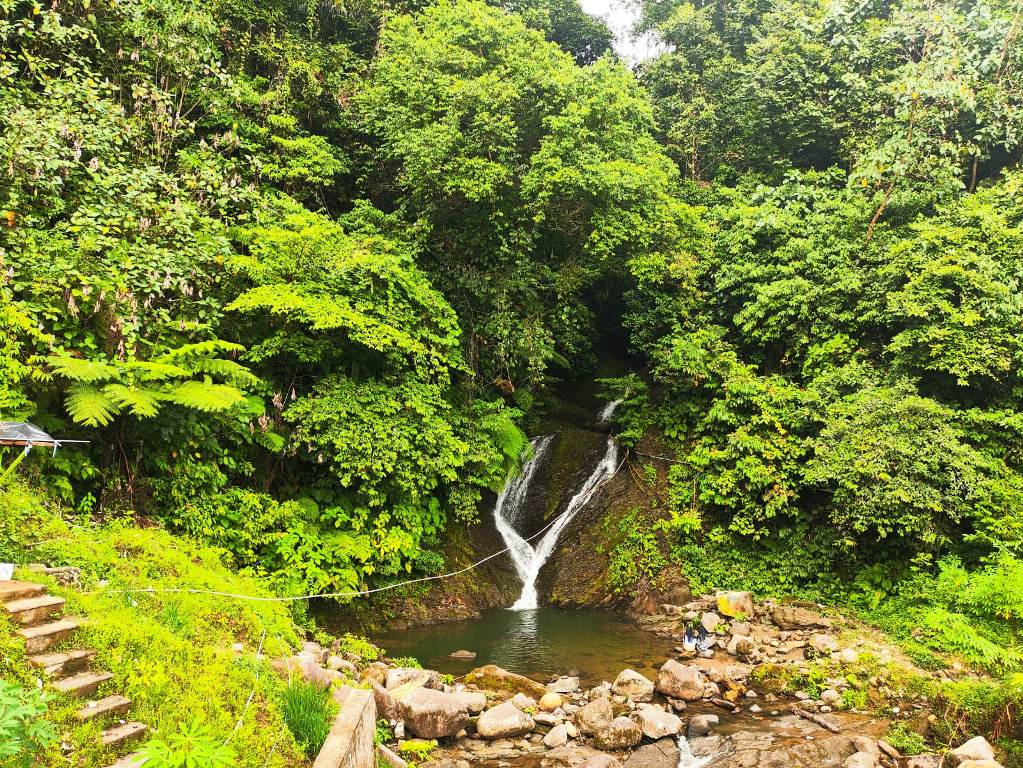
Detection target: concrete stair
<box><xmin>101</xmin><ymin>722</ymin><xmax>148</xmax><ymax>748</ymax></box>
<box><xmin>52</xmin><ymin>670</ymin><xmax>114</xmax><ymax>698</ymax></box>
<box><xmin>5</xmin><ymin>593</ymin><xmax>66</xmax><ymax>624</ymax></box>
<box><xmin>29</xmin><ymin>648</ymin><xmax>97</xmax><ymax>677</ymax></box>
<box><xmin>77</xmin><ymin>694</ymin><xmax>132</xmax><ymax>721</ymax></box>
<box><xmin>19</xmin><ymin>617</ymin><xmax>80</xmax><ymax>653</ymax></box>
<box><xmin>6</xmin><ymin>578</ymin><xmax>149</xmax><ymax>765</ymax></box>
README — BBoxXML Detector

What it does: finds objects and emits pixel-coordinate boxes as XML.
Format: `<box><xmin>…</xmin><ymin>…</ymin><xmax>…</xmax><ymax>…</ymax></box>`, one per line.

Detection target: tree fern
<box><xmin>65</xmin><ymin>384</ymin><xmax>118</xmax><ymax>427</ymax></box>
<box><xmin>160</xmin><ymin>340</ymin><xmax>245</xmax><ymax>360</ymax></box>
<box><xmin>190</xmin><ymin>357</ymin><xmax>260</xmax><ymax>387</ymax></box>
<box><xmin>165</xmin><ymin>381</ymin><xmax>246</xmax><ymax>412</ymax></box>
<box><xmin>46</xmin><ymin>355</ymin><xmax>121</xmax><ymax>383</ymax></box>
<box><xmin>122</xmin><ymin>361</ymin><xmax>192</xmax><ymax>382</ymax></box>
<box><xmin>103</xmin><ymin>383</ymin><xmax>162</xmax><ymax>418</ymax></box>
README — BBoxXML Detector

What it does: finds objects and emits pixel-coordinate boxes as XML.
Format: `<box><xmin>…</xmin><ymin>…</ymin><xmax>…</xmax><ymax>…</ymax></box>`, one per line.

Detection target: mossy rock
<box><xmin>462</xmin><ymin>664</ymin><xmax>547</xmax><ymax>698</ymax></box>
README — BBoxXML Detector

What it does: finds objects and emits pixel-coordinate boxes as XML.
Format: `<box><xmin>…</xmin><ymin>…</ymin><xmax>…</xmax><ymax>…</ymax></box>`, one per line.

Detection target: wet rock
<box><xmin>573</xmin><ymin>753</ymin><xmax>623</xmax><ymax>768</ymax></box>
<box><xmin>477</xmin><ymin>701</ymin><xmax>535</xmax><ymax>739</ymax></box>
<box><xmin>655</xmin><ymin>659</ymin><xmax>705</xmax><ymax>701</ymax></box>
<box><xmin>466</xmin><ymin>665</ymin><xmax>548</xmax><ymax>698</ymax></box>
<box><xmin>512</xmin><ymin>693</ymin><xmax>537</xmax><ymax>710</ymax></box>
<box><xmin>400</xmin><ymin>688</ymin><xmax>470</xmax><ymax>739</ymax></box>
<box><xmin>687</xmin><ymin>714</ymin><xmax>719</xmax><ymax>738</ymax></box>
<box><xmin>540</xmin><ymin>692</ymin><xmax>564</xmax><ymax>712</ymax></box>
<box><xmin>544</xmin><ymin>724</ymin><xmax>570</xmax><ymax>748</ymax></box>
<box><xmin>575</xmin><ymin>697</ymin><xmax>614</xmax><ymax>735</ymax></box>
<box><xmin>594</xmin><ymin>717</ymin><xmax>642</xmax><ymax>750</ymax></box>
<box><xmin>611</xmin><ymin>670</ymin><xmax>654</xmax><ymax>703</ymax></box>
<box><xmin>633</xmin><ymin>708</ymin><xmax>682</xmax><ymax>739</ymax></box>
<box><xmin>772</xmin><ymin>606</ymin><xmax>831</xmax><ymax>630</ymax></box>
<box><xmin>549</xmin><ymin>676</ymin><xmax>581</xmax><ymax>694</ymax></box>
<box><xmin>716</xmin><ymin>591</ymin><xmax>755</xmax><ymax>618</ymax></box>
<box><xmin>450</xmin><ymin>650</ymin><xmax>477</xmax><ymax>660</ymax></box>
<box><xmin>947</xmin><ymin>736</ymin><xmax>996</xmax><ymax>764</ymax></box>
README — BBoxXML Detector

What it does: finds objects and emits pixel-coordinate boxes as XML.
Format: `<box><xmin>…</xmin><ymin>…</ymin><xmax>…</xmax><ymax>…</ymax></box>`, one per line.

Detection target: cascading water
<box><xmin>493</xmin><ymin>401</ymin><xmax>622</xmax><ymax>610</ymax></box>
<box><xmin>676</xmin><ymin>735</ymin><xmax>711</xmax><ymax>768</ymax></box>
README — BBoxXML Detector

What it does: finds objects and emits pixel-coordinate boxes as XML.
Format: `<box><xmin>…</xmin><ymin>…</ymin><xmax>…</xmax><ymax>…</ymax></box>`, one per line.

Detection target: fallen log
<box><xmin>791</xmin><ymin>705</ymin><xmax>841</xmax><ymax>733</ymax></box>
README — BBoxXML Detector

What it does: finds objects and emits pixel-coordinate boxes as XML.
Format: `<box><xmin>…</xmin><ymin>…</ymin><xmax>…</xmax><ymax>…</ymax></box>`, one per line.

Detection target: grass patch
<box><xmin>281</xmin><ymin>680</ymin><xmax>337</xmax><ymax>757</ymax></box>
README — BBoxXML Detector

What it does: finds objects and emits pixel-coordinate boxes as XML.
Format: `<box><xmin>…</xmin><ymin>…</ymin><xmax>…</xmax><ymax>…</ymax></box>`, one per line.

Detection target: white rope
<box><xmin>225</xmin><ymin>627</ymin><xmax>267</xmax><ymax>744</ymax></box>
<box><xmin>79</xmin><ymin>455</ymin><xmax>627</xmax><ymax>604</ymax></box>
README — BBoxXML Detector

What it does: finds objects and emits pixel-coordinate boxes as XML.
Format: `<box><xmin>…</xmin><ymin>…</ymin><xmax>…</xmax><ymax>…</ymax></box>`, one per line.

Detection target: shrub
<box><xmin>0</xmin><ymin>681</ymin><xmax>57</xmax><ymax>767</ymax></box>
<box><xmin>137</xmin><ymin>720</ymin><xmax>236</xmax><ymax>768</ymax></box>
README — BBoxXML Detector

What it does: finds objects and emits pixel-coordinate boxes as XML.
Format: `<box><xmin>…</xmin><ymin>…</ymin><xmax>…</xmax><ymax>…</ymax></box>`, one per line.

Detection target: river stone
<box><xmin>363</xmin><ymin>662</ymin><xmax>389</xmax><ymax>686</ymax></box>
<box><xmin>465</xmin><ymin>665</ymin><xmax>548</xmax><ymax>698</ymax></box>
<box><xmin>655</xmin><ymin>659</ymin><xmax>705</xmax><ymax>701</ymax></box>
<box><xmin>549</xmin><ymin>676</ymin><xmax>581</xmax><ymax>694</ymax></box>
<box><xmin>449</xmin><ymin>690</ymin><xmax>487</xmax><ymax>714</ymax></box>
<box><xmin>400</xmin><ymin>688</ymin><xmax>470</xmax><ymax>739</ymax></box>
<box><xmin>540</xmin><ymin>692</ymin><xmax>564</xmax><ymax>712</ymax></box>
<box><xmin>575</xmin><ymin>697</ymin><xmax>614</xmax><ymax>735</ymax></box>
<box><xmin>575</xmin><ymin>754</ymin><xmax>623</xmax><ymax>768</ymax></box>
<box><xmin>948</xmin><ymin>737</ymin><xmax>997</xmax><ymax>764</ymax></box>
<box><xmin>701</xmin><ymin>612</ymin><xmax>721</xmax><ymax>632</ymax></box>
<box><xmin>906</xmin><ymin>757</ymin><xmax>942</xmax><ymax>768</ymax></box>
<box><xmin>809</xmin><ymin>634</ymin><xmax>839</xmax><ymax>654</ymax></box>
<box><xmin>726</xmin><ymin>635</ymin><xmax>753</xmax><ymax>657</ymax></box>
<box><xmin>624</xmin><ymin>741</ymin><xmax>680</xmax><ymax>768</ymax></box>
<box><xmin>387</xmin><ymin>667</ymin><xmax>442</xmax><ymax>691</ymax></box>
<box><xmin>772</xmin><ymin>605</ymin><xmax>830</xmax><ymax>629</ymax></box>
<box><xmin>956</xmin><ymin>762</ymin><xmax>1004</xmax><ymax>768</ymax></box>
<box><xmin>512</xmin><ymin>693</ymin><xmax>537</xmax><ymax>710</ymax></box>
<box><xmin>844</xmin><ymin>753</ymin><xmax>877</xmax><ymax>768</ymax></box>
<box><xmin>633</xmin><ymin>708</ymin><xmax>682</xmax><ymax>739</ymax></box>
<box><xmin>687</xmin><ymin>714</ymin><xmax>719</xmax><ymax>738</ymax></box>
<box><xmin>544</xmin><ymin>724</ymin><xmax>570</xmax><ymax>748</ymax></box>
<box><xmin>450</xmin><ymin>649</ymin><xmax>477</xmax><ymax>659</ymax></box>
<box><xmin>611</xmin><ymin>669</ymin><xmax>655</xmax><ymax>702</ymax></box>
<box><xmin>594</xmin><ymin>717</ymin><xmax>642</xmax><ymax>750</ymax></box>
<box><xmin>716</xmin><ymin>591</ymin><xmax>754</xmax><ymax>618</ymax></box>
<box><xmin>852</xmin><ymin>737</ymin><xmax>879</xmax><ymax>757</ymax></box>
<box><xmin>477</xmin><ymin>701</ymin><xmax>535</xmax><ymax>739</ymax></box>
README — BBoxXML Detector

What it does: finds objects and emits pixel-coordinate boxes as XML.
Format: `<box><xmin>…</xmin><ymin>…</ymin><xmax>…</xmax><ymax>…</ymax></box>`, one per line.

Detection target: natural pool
<box><xmin>374</xmin><ymin>607</ymin><xmax>674</xmax><ymax>685</ymax></box>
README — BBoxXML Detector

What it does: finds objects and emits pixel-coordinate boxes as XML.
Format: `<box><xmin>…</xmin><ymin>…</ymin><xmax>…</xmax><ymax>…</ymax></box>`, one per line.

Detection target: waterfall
<box><xmin>493</xmin><ymin>401</ymin><xmax>622</xmax><ymax>611</ymax></box>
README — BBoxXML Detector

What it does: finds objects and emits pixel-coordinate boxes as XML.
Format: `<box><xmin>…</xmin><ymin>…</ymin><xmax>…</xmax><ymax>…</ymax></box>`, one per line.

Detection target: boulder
<box><xmin>957</xmin><ymin>762</ymin><xmax>1004</xmax><ymax>768</ymax></box>
<box><xmin>821</xmin><ymin>689</ymin><xmax>842</xmax><ymax>705</ymax></box>
<box><xmin>449</xmin><ymin>689</ymin><xmax>487</xmax><ymax>714</ymax></box>
<box><xmin>576</xmin><ymin>755</ymin><xmax>623</xmax><ymax>768</ymax></box>
<box><xmin>400</xmin><ymin>688</ymin><xmax>470</xmax><ymax>739</ymax></box>
<box><xmin>844</xmin><ymin>753</ymin><xmax>877</xmax><ymax>768</ymax></box>
<box><xmin>549</xmin><ymin>676</ymin><xmax>581</xmax><ymax>694</ymax></box>
<box><xmin>687</xmin><ymin>714</ymin><xmax>719</xmax><ymax>738</ymax></box>
<box><xmin>386</xmin><ymin>667</ymin><xmax>442</xmax><ymax>691</ymax></box>
<box><xmin>540</xmin><ymin>692</ymin><xmax>564</xmax><ymax>712</ymax></box>
<box><xmin>363</xmin><ymin>662</ymin><xmax>389</xmax><ymax>686</ymax></box>
<box><xmin>633</xmin><ymin>708</ymin><xmax>682</xmax><ymax>739</ymax></box>
<box><xmin>716</xmin><ymin>591</ymin><xmax>754</xmax><ymax>618</ymax></box>
<box><xmin>450</xmin><ymin>649</ymin><xmax>477</xmax><ymax>659</ymax></box>
<box><xmin>726</xmin><ymin>635</ymin><xmax>752</xmax><ymax>657</ymax></box>
<box><xmin>655</xmin><ymin>660</ymin><xmax>705</xmax><ymax>701</ymax></box>
<box><xmin>948</xmin><ymin>737</ymin><xmax>996</xmax><ymax>764</ymax></box>
<box><xmin>512</xmin><ymin>693</ymin><xmax>537</xmax><ymax>710</ymax></box>
<box><xmin>544</xmin><ymin>724</ymin><xmax>570</xmax><ymax>748</ymax></box>
<box><xmin>907</xmin><ymin>757</ymin><xmax>942</xmax><ymax>768</ymax></box>
<box><xmin>809</xmin><ymin>634</ymin><xmax>839</xmax><ymax>654</ymax></box>
<box><xmin>611</xmin><ymin>670</ymin><xmax>655</xmax><ymax>703</ymax></box>
<box><xmin>476</xmin><ymin>701</ymin><xmax>535</xmax><ymax>739</ymax></box>
<box><xmin>594</xmin><ymin>717</ymin><xmax>642</xmax><ymax>750</ymax></box>
<box><xmin>464</xmin><ymin>665</ymin><xmax>548</xmax><ymax>698</ymax></box>
<box><xmin>772</xmin><ymin>606</ymin><xmax>830</xmax><ymax>629</ymax></box>
<box><xmin>701</xmin><ymin>612</ymin><xmax>721</xmax><ymax>633</ymax></box>
<box><xmin>624</xmin><ymin>741</ymin><xmax>680</xmax><ymax>768</ymax></box>
<box><xmin>838</xmin><ymin>648</ymin><xmax>860</xmax><ymax>665</ymax></box>
<box><xmin>373</xmin><ymin>681</ymin><xmax>401</xmax><ymax>720</ymax></box>
<box><xmin>851</xmin><ymin>737</ymin><xmax>879</xmax><ymax>757</ymax></box>
<box><xmin>575</xmin><ymin>697</ymin><xmax>614</xmax><ymax>735</ymax></box>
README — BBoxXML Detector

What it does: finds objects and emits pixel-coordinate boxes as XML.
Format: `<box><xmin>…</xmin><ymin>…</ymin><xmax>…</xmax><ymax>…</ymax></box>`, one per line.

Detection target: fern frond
<box><xmin>122</xmin><ymin>361</ymin><xmax>191</xmax><ymax>382</ymax></box>
<box><xmin>165</xmin><ymin>381</ymin><xmax>245</xmax><ymax>412</ymax></box>
<box><xmin>190</xmin><ymin>357</ymin><xmax>260</xmax><ymax>387</ymax></box>
<box><xmin>159</xmin><ymin>340</ymin><xmax>245</xmax><ymax>360</ymax></box>
<box><xmin>253</xmin><ymin>429</ymin><xmax>286</xmax><ymax>452</ymax></box>
<box><xmin>103</xmin><ymin>383</ymin><xmax>162</xmax><ymax>418</ymax></box>
<box><xmin>65</xmin><ymin>384</ymin><xmax>118</xmax><ymax>426</ymax></box>
<box><xmin>47</xmin><ymin>355</ymin><xmax>120</xmax><ymax>383</ymax></box>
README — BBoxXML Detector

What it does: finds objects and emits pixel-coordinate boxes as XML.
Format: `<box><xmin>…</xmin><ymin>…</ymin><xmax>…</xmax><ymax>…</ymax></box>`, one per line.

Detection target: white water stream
<box><xmin>493</xmin><ymin>401</ymin><xmax>622</xmax><ymax>610</ymax></box>
<box><xmin>676</xmin><ymin>735</ymin><xmax>711</xmax><ymax>768</ymax></box>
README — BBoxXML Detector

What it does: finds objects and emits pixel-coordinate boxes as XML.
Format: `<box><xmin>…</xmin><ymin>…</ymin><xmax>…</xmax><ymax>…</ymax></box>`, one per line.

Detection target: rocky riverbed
<box><xmin>286</xmin><ymin>592</ymin><xmax>1010</xmax><ymax>768</ymax></box>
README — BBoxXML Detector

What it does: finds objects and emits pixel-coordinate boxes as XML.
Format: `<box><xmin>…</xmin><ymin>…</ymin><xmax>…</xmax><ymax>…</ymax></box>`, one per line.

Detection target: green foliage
<box><xmin>600</xmin><ymin>509</ymin><xmax>667</xmax><ymax>594</ymax></box>
<box><xmin>281</xmin><ymin>681</ymin><xmax>337</xmax><ymax>758</ymax></box>
<box><xmin>137</xmin><ymin>720</ymin><xmax>237</xmax><ymax>768</ymax></box>
<box><xmin>0</xmin><ymin>681</ymin><xmax>57</xmax><ymax>768</ymax></box>
<box><xmin>884</xmin><ymin>723</ymin><xmax>928</xmax><ymax>755</ymax></box>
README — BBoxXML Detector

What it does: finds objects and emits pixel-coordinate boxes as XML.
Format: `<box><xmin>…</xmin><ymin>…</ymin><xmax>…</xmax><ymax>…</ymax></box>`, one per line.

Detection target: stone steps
<box><xmin>52</xmin><ymin>670</ymin><xmax>114</xmax><ymax>698</ymax></box>
<box><xmin>105</xmin><ymin>752</ymin><xmax>146</xmax><ymax>768</ymax></box>
<box><xmin>19</xmin><ymin>617</ymin><xmax>80</xmax><ymax>653</ymax></box>
<box><xmin>29</xmin><ymin>648</ymin><xmax>97</xmax><ymax>678</ymax></box>
<box><xmin>76</xmin><ymin>694</ymin><xmax>132</xmax><ymax>721</ymax></box>
<box><xmin>0</xmin><ymin>580</ymin><xmax>45</xmax><ymax>604</ymax></box>
<box><xmin>4</xmin><ymin>594</ymin><xmax>65</xmax><ymax>625</ymax></box>
<box><xmin>101</xmin><ymin>722</ymin><xmax>148</xmax><ymax>748</ymax></box>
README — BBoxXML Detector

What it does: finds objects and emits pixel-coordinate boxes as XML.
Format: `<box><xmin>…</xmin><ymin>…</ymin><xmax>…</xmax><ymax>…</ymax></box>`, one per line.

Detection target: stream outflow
<box><xmin>494</xmin><ymin>401</ymin><xmax>621</xmax><ymax>610</ymax></box>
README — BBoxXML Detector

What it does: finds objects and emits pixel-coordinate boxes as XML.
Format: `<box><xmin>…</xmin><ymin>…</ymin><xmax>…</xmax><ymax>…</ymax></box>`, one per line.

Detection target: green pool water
<box><xmin>373</xmin><ymin>607</ymin><xmax>674</xmax><ymax>685</ymax></box>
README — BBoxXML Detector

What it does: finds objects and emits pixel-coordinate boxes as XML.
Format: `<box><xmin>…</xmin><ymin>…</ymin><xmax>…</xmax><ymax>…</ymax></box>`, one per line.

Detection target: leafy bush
<box><xmin>0</xmin><ymin>681</ymin><xmax>57</xmax><ymax>767</ymax></box>
<box><xmin>884</xmin><ymin>723</ymin><xmax>928</xmax><ymax>755</ymax></box>
<box><xmin>281</xmin><ymin>681</ymin><xmax>336</xmax><ymax>757</ymax></box>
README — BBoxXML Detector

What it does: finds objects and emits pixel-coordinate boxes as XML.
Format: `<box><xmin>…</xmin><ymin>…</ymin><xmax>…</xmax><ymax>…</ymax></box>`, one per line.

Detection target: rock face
<box><xmin>594</xmin><ymin>717</ymin><xmax>643</xmax><ymax>750</ymax></box>
<box><xmin>400</xmin><ymin>688</ymin><xmax>470</xmax><ymax>739</ymax></box>
<box><xmin>633</xmin><ymin>707</ymin><xmax>682</xmax><ymax>739</ymax></box>
<box><xmin>464</xmin><ymin>665</ymin><xmax>548</xmax><ymax>698</ymax></box>
<box><xmin>611</xmin><ymin>669</ymin><xmax>654</xmax><ymax>702</ymax></box>
<box><xmin>576</xmin><ymin>697</ymin><xmax>614</xmax><ymax>735</ymax></box>
<box><xmin>476</xmin><ymin>701</ymin><xmax>535</xmax><ymax>739</ymax></box>
<box><xmin>655</xmin><ymin>659</ymin><xmax>705</xmax><ymax>701</ymax></box>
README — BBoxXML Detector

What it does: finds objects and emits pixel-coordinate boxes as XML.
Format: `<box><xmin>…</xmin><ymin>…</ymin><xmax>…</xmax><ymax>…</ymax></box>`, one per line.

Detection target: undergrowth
<box><xmin>281</xmin><ymin>680</ymin><xmax>337</xmax><ymax>757</ymax></box>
